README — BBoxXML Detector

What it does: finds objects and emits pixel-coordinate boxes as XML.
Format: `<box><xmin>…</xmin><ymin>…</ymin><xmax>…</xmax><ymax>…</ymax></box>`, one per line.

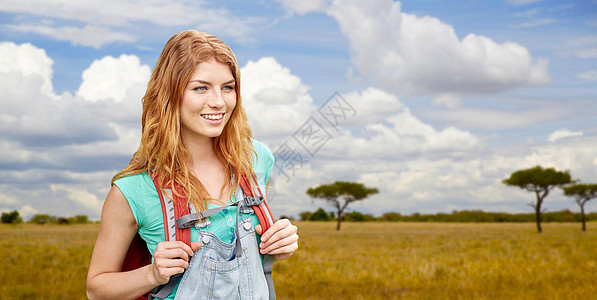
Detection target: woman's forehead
<box><xmin>189</xmin><ymin>59</ymin><xmax>234</xmax><ymax>82</ymax></box>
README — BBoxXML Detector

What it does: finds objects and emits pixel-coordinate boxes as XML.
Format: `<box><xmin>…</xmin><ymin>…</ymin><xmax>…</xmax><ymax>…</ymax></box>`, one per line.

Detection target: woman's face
<box><xmin>180</xmin><ymin>58</ymin><xmax>237</xmax><ymax>144</ymax></box>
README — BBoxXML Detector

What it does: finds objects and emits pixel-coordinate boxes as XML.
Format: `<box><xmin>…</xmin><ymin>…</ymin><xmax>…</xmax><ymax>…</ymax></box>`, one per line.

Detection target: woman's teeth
<box><xmin>201</xmin><ymin>114</ymin><xmax>223</xmax><ymax>120</ymax></box>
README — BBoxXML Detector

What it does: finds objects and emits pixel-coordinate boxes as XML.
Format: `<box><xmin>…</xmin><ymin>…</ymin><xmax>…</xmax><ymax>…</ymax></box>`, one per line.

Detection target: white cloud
<box><xmin>512</xmin><ymin>18</ymin><xmax>555</xmax><ymax>28</ymax></box>
<box><xmin>567</xmin><ymin>35</ymin><xmax>597</xmax><ymax>46</ymax></box>
<box><xmin>241</xmin><ymin>57</ymin><xmax>314</xmax><ymax>140</ymax></box>
<box><xmin>432</xmin><ymin>94</ymin><xmax>461</xmax><ymax>109</ymax></box>
<box><xmin>344</xmin><ymin>136</ymin><xmax>597</xmax><ymax>215</ymax></box>
<box><xmin>8</xmin><ymin>24</ymin><xmax>135</xmax><ymax>49</ymax></box>
<box><xmin>0</xmin><ymin>0</ymin><xmax>201</xmax><ymax>26</ymax></box>
<box><xmin>421</xmin><ymin>109</ymin><xmax>537</xmax><ymax>131</ymax></box>
<box><xmin>506</xmin><ymin>0</ymin><xmax>543</xmax><ymax>6</ymax></box>
<box><xmin>320</xmin><ymin>96</ymin><xmax>483</xmax><ymax>161</ymax></box>
<box><xmin>573</xmin><ymin>48</ymin><xmax>597</xmax><ymax>59</ymax></box>
<box><xmin>577</xmin><ymin>70</ymin><xmax>597</xmax><ymax>81</ymax></box>
<box><xmin>0</xmin><ymin>42</ymin><xmax>54</xmax><ymax>95</ymax></box>
<box><xmin>78</xmin><ymin>54</ymin><xmax>150</xmax><ymax>102</ymax></box>
<box><xmin>0</xmin><ymin>0</ymin><xmax>258</xmax><ymax>46</ymax></box>
<box><xmin>0</xmin><ymin>43</ymin><xmax>149</xmax><ymax>220</ymax></box>
<box><xmin>0</xmin><ymin>193</ymin><xmax>19</xmax><ymax>205</ymax></box>
<box><xmin>0</xmin><ymin>43</ymin><xmax>142</xmax><ymax>154</ymax></box>
<box><xmin>327</xmin><ymin>0</ymin><xmax>550</xmax><ymax>94</ymax></box>
<box><xmin>517</xmin><ymin>140</ymin><xmax>597</xmax><ymax>180</ymax></box>
<box><xmin>19</xmin><ymin>205</ymin><xmax>39</xmax><ymax>220</ymax></box>
<box><xmin>239</xmin><ymin>58</ymin><xmax>485</xmax><ymax>216</ymax></box>
<box><xmin>276</xmin><ymin>0</ymin><xmax>331</xmax><ymax>15</ymax></box>
<box><xmin>514</xmin><ymin>9</ymin><xmax>540</xmax><ymax>18</ymax></box>
<box><xmin>415</xmin><ymin>94</ymin><xmax>597</xmax><ymax>134</ymax></box>
<box><xmin>339</xmin><ymin>88</ymin><xmax>404</xmax><ymax>125</ymax></box>
<box><xmin>51</xmin><ymin>184</ymin><xmax>104</xmax><ymax>215</ymax></box>
<box><xmin>548</xmin><ymin>129</ymin><xmax>583</xmax><ymax>143</ymax></box>
<box><xmin>238</xmin><ymin>58</ymin><xmax>496</xmax><ymax>216</ymax></box>
<box><xmin>0</xmin><ymin>71</ymin><xmax>119</xmax><ymax>147</ymax></box>
<box><xmin>566</xmin><ymin>36</ymin><xmax>597</xmax><ymax>60</ymax></box>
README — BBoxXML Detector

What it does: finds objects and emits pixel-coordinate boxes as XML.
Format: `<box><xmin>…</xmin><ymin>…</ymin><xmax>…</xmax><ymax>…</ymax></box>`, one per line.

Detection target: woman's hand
<box><xmin>150</xmin><ymin>241</ymin><xmax>202</xmax><ymax>285</ymax></box>
<box><xmin>255</xmin><ymin>219</ymin><xmax>299</xmax><ymax>260</ymax></box>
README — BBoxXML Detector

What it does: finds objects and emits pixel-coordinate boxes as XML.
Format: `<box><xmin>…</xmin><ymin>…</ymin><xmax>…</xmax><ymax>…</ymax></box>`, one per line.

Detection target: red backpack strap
<box><xmin>239</xmin><ymin>173</ymin><xmax>277</xmax><ymax>300</ymax></box>
<box><xmin>239</xmin><ymin>174</ymin><xmax>275</xmax><ymax>232</ymax></box>
<box><xmin>148</xmin><ymin>173</ymin><xmax>192</xmax><ymax>300</ymax></box>
<box><xmin>151</xmin><ymin>173</ymin><xmax>191</xmax><ymax>247</ymax></box>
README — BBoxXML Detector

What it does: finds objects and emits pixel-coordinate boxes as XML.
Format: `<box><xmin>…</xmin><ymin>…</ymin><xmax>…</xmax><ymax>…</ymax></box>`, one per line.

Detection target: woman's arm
<box><xmin>86</xmin><ymin>185</ymin><xmax>199</xmax><ymax>300</ymax></box>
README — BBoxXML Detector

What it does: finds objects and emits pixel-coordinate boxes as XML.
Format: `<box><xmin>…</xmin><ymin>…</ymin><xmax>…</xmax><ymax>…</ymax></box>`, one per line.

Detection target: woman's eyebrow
<box><xmin>189</xmin><ymin>79</ymin><xmax>235</xmax><ymax>85</ymax></box>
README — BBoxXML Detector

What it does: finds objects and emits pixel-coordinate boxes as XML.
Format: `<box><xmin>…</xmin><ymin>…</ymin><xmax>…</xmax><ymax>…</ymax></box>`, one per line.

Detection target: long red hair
<box><xmin>113</xmin><ymin>30</ymin><xmax>255</xmax><ymax>211</ymax></box>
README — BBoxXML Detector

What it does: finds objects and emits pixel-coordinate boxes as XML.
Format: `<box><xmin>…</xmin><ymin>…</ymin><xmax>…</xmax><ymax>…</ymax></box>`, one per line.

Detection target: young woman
<box><xmin>87</xmin><ymin>30</ymin><xmax>299</xmax><ymax>300</ymax></box>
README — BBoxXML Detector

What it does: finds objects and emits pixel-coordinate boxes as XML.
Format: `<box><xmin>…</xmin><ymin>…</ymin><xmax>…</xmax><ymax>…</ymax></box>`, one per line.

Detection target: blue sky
<box><xmin>1</xmin><ymin>0</ymin><xmax>596</xmax><ymax>220</ymax></box>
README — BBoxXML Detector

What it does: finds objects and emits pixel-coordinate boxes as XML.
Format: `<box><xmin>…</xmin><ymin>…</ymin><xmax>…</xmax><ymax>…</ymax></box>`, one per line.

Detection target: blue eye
<box><xmin>222</xmin><ymin>85</ymin><xmax>234</xmax><ymax>91</ymax></box>
<box><xmin>194</xmin><ymin>86</ymin><xmax>207</xmax><ymax>91</ymax></box>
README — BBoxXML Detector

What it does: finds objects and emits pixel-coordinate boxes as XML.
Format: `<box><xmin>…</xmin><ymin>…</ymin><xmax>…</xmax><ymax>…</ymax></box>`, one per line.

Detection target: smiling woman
<box><xmin>85</xmin><ymin>30</ymin><xmax>298</xmax><ymax>300</ymax></box>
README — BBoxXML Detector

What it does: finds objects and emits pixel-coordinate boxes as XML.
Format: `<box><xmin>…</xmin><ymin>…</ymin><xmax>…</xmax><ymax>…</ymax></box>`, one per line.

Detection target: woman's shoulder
<box><xmin>113</xmin><ymin>171</ymin><xmax>151</xmax><ymax>187</ymax></box>
<box><xmin>112</xmin><ymin>171</ymin><xmax>154</xmax><ymax>199</ymax></box>
<box><xmin>251</xmin><ymin>139</ymin><xmax>274</xmax><ymax>165</ymax></box>
<box><xmin>251</xmin><ymin>139</ymin><xmax>275</xmax><ymax>185</ymax></box>
<box><xmin>112</xmin><ymin>171</ymin><xmax>154</xmax><ymax>226</ymax></box>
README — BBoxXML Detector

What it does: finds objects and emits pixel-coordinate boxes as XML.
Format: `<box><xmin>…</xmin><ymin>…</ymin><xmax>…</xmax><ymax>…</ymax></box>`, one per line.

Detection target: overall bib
<box><xmin>174</xmin><ymin>205</ymin><xmax>271</xmax><ymax>299</ymax></box>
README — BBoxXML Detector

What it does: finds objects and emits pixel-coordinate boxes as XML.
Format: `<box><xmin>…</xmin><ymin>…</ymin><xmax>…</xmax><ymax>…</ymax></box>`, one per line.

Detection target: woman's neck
<box><xmin>183</xmin><ymin>136</ymin><xmax>219</xmax><ymax>170</ymax></box>
<box><xmin>183</xmin><ymin>136</ymin><xmax>231</xmax><ymax>204</ymax></box>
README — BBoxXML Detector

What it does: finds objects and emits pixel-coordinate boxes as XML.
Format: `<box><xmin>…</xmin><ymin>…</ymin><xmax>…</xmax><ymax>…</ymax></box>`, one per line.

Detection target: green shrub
<box><xmin>309</xmin><ymin>208</ymin><xmax>330</xmax><ymax>221</ymax></box>
<box><xmin>1</xmin><ymin>211</ymin><xmax>22</xmax><ymax>224</ymax></box>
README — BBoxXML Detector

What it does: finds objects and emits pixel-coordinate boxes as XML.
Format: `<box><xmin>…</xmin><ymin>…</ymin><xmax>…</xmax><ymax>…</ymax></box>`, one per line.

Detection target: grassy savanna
<box><xmin>1</xmin><ymin>222</ymin><xmax>595</xmax><ymax>299</ymax></box>
<box><xmin>0</xmin><ymin>224</ymin><xmax>96</xmax><ymax>299</ymax></box>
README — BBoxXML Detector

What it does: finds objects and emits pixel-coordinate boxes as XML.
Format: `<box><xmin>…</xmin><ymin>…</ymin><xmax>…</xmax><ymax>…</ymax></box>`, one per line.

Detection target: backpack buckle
<box><xmin>244</xmin><ymin>195</ymin><xmax>264</xmax><ymax>206</ymax></box>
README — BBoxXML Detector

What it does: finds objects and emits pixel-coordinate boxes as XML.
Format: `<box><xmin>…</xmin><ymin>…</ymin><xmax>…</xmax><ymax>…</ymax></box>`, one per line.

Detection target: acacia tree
<box><xmin>563</xmin><ymin>184</ymin><xmax>597</xmax><ymax>231</ymax></box>
<box><xmin>306</xmin><ymin>181</ymin><xmax>378</xmax><ymax>231</ymax></box>
<box><xmin>503</xmin><ymin>166</ymin><xmax>572</xmax><ymax>233</ymax></box>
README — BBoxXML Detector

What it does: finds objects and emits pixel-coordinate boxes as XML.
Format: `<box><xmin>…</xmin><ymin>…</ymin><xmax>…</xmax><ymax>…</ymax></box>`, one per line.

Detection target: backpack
<box><xmin>120</xmin><ymin>173</ymin><xmax>276</xmax><ymax>300</ymax></box>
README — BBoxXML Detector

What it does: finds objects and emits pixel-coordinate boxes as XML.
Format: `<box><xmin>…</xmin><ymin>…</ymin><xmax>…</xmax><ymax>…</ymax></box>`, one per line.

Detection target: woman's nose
<box><xmin>208</xmin><ymin>90</ymin><xmax>224</xmax><ymax>108</ymax></box>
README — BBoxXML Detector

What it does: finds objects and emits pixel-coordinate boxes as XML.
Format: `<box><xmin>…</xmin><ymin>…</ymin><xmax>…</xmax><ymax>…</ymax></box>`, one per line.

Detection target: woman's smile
<box><xmin>201</xmin><ymin>113</ymin><xmax>224</xmax><ymax>121</ymax></box>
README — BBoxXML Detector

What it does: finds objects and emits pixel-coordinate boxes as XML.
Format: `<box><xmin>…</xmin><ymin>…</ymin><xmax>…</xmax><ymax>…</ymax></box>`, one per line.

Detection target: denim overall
<box><xmin>151</xmin><ymin>176</ymin><xmax>275</xmax><ymax>300</ymax></box>
<box><xmin>148</xmin><ymin>176</ymin><xmax>275</xmax><ymax>300</ymax></box>
<box><xmin>174</xmin><ymin>207</ymin><xmax>270</xmax><ymax>299</ymax></box>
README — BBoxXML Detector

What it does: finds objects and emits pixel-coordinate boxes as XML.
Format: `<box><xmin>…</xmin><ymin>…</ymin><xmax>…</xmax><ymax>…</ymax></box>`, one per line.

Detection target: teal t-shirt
<box><xmin>113</xmin><ymin>139</ymin><xmax>274</xmax><ymax>299</ymax></box>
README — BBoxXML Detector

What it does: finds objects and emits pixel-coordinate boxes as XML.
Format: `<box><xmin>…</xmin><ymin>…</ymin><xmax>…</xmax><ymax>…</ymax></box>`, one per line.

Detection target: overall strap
<box><xmin>263</xmin><ymin>254</ymin><xmax>275</xmax><ymax>300</ymax></box>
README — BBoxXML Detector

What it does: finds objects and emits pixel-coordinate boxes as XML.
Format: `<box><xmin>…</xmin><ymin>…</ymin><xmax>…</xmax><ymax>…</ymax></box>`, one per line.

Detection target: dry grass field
<box><xmin>1</xmin><ymin>222</ymin><xmax>595</xmax><ymax>299</ymax></box>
